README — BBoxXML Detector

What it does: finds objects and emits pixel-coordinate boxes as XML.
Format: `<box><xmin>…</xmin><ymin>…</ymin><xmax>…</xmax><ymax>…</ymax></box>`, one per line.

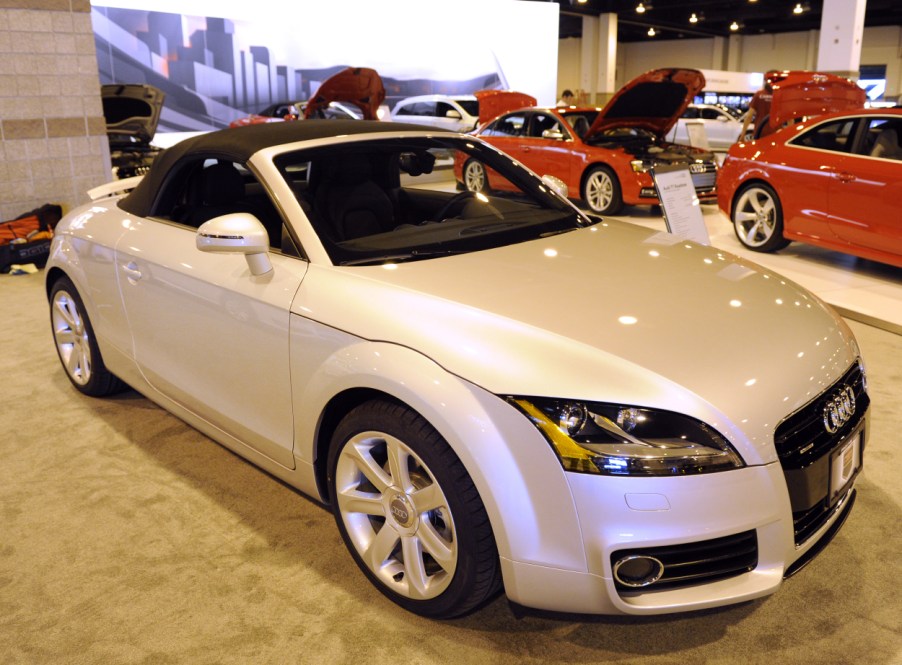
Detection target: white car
<box><xmin>390</xmin><ymin>95</ymin><xmax>479</xmax><ymax>132</ymax></box>
<box><xmin>46</xmin><ymin>120</ymin><xmax>868</xmax><ymax>619</ymax></box>
<box><xmin>666</xmin><ymin>103</ymin><xmax>745</xmax><ymax>150</ymax></box>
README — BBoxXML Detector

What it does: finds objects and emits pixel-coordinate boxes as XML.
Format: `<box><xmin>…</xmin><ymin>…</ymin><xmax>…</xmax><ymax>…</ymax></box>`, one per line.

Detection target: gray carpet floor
<box><xmin>2</xmin><ymin>270</ymin><xmax>900</xmax><ymax>664</ymax></box>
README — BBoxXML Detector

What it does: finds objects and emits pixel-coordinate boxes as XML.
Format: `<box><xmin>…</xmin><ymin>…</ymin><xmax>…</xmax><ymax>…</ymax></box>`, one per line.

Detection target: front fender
<box><xmin>288</xmin><ymin>316</ymin><xmax>589</xmax><ymax>573</ymax></box>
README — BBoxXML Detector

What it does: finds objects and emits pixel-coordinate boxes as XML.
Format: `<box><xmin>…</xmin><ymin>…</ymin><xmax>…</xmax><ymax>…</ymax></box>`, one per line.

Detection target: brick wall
<box><xmin>0</xmin><ymin>0</ymin><xmax>111</xmax><ymax>221</ymax></box>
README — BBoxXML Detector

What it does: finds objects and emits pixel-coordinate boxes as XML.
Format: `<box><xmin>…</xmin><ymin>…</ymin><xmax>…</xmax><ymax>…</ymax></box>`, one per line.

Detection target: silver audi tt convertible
<box><xmin>46</xmin><ymin>120</ymin><xmax>868</xmax><ymax>618</ymax></box>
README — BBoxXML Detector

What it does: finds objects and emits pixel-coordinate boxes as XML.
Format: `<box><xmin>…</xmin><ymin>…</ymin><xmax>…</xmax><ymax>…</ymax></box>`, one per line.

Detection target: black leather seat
<box><xmin>181</xmin><ymin>162</ymin><xmax>281</xmax><ymax>247</ymax></box>
<box><xmin>312</xmin><ymin>157</ymin><xmax>393</xmax><ymax>241</ymax></box>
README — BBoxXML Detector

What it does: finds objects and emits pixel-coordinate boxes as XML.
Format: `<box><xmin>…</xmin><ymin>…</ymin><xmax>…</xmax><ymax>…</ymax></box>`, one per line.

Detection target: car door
<box><xmin>478</xmin><ymin>112</ymin><xmax>529</xmax><ymax>192</ymax></box>
<box><xmin>514</xmin><ymin>112</ymin><xmax>574</xmax><ymax>184</ymax></box>
<box><xmin>778</xmin><ymin>117</ymin><xmax>858</xmax><ymax>240</ymax></box>
<box><xmin>114</xmin><ymin>162</ymin><xmax>306</xmax><ymax>469</ymax></box>
<box><xmin>825</xmin><ymin>116</ymin><xmax>902</xmax><ymax>255</ymax></box>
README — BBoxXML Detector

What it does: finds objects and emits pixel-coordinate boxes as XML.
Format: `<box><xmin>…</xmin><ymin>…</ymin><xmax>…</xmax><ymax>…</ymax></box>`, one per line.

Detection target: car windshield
<box><xmin>274</xmin><ymin>136</ymin><xmax>591</xmax><ymax>265</ymax></box>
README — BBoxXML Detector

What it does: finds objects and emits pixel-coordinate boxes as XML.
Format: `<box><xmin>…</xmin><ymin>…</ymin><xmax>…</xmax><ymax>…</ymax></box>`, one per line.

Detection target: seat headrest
<box><xmin>398</xmin><ymin>151</ymin><xmax>436</xmax><ymax>177</ymax></box>
<box><xmin>201</xmin><ymin>162</ymin><xmax>244</xmax><ymax>205</ymax></box>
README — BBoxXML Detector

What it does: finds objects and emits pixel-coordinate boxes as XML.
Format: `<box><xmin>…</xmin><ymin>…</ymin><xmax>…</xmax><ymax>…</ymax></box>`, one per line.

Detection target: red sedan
<box><xmin>455</xmin><ymin>69</ymin><xmax>718</xmax><ymax>215</ymax></box>
<box><xmin>718</xmin><ymin>108</ymin><xmax>902</xmax><ymax>269</ymax></box>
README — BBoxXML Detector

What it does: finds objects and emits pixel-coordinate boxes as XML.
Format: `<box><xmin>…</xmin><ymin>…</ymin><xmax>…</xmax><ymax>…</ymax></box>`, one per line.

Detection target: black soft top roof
<box><xmin>120</xmin><ymin>120</ymin><xmax>440</xmax><ymax>217</ymax></box>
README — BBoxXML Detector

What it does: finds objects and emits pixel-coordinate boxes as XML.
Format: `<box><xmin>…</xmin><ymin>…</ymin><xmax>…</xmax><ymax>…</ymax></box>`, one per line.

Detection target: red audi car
<box><xmin>230</xmin><ymin>67</ymin><xmax>385</xmax><ymax>128</ymax></box>
<box><xmin>718</xmin><ymin>108</ymin><xmax>902</xmax><ymax>269</ymax></box>
<box><xmin>454</xmin><ymin>68</ymin><xmax>718</xmax><ymax>215</ymax></box>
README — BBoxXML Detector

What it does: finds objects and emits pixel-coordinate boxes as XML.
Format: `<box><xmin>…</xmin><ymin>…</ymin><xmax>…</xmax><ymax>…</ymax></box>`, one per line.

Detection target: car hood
<box><xmin>769</xmin><ymin>71</ymin><xmax>865</xmax><ymax>130</ymax></box>
<box><xmin>474</xmin><ymin>90</ymin><xmax>538</xmax><ymax>125</ymax></box>
<box><xmin>101</xmin><ymin>84</ymin><xmax>165</xmax><ymax>145</ymax></box>
<box><xmin>586</xmin><ymin>68</ymin><xmax>705</xmax><ymax>139</ymax></box>
<box><xmin>297</xmin><ymin>222</ymin><xmax>857</xmax><ymax>461</ymax></box>
<box><xmin>303</xmin><ymin>67</ymin><xmax>385</xmax><ymax>120</ymax></box>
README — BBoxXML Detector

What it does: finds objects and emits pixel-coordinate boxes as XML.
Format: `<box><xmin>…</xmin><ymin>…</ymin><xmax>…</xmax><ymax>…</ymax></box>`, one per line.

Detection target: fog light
<box><xmin>613</xmin><ymin>554</ymin><xmax>665</xmax><ymax>587</ymax></box>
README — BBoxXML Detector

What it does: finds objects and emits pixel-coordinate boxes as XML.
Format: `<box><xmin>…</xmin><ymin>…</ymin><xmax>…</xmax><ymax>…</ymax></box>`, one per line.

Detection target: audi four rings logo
<box><xmin>689</xmin><ymin>163</ymin><xmax>706</xmax><ymax>173</ymax></box>
<box><xmin>823</xmin><ymin>386</ymin><xmax>857</xmax><ymax>434</ymax></box>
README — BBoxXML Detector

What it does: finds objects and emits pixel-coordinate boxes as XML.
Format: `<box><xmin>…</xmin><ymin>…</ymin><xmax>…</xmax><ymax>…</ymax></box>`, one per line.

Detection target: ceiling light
<box><xmin>730</xmin><ymin>20</ymin><xmax>740</xmax><ymax>31</ymax></box>
<box><xmin>690</xmin><ymin>13</ymin><xmax>698</xmax><ymax>23</ymax></box>
<box><xmin>636</xmin><ymin>2</ymin><xmax>647</xmax><ymax>14</ymax></box>
<box><xmin>793</xmin><ymin>3</ymin><xmax>804</xmax><ymax>14</ymax></box>
<box><xmin>647</xmin><ymin>27</ymin><xmax>656</xmax><ymax>36</ymax></box>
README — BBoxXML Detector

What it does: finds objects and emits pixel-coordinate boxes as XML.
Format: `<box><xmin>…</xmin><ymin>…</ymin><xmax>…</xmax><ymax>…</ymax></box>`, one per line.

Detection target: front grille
<box><xmin>612</xmin><ymin>530</ymin><xmax>757</xmax><ymax>592</ymax></box>
<box><xmin>690</xmin><ymin>163</ymin><xmax>717</xmax><ymax>192</ymax></box>
<box><xmin>774</xmin><ymin>361</ymin><xmax>868</xmax><ymax>545</ymax></box>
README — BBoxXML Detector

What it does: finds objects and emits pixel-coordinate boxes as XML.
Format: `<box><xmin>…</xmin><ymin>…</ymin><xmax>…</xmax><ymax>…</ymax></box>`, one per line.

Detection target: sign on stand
<box><xmin>651</xmin><ymin>164</ymin><xmax>710</xmax><ymax>246</ymax></box>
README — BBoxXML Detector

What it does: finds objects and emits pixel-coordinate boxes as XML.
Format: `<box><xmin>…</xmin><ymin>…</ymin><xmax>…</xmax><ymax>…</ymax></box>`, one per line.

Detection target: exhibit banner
<box><xmin>90</xmin><ymin>0</ymin><xmax>559</xmax><ymax>132</ymax></box>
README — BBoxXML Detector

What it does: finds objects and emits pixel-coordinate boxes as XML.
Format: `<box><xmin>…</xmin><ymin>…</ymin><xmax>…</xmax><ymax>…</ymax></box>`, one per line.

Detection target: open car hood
<box><xmin>768</xmin><ymin>71</ymin><xmax>865</xmax><ymax>131</ymax></box>
<box><xmin>585</xmin><ymin>68</ymin><xmax>705</xmax><ymax>139</ymax></box>
<box><xmin>101</xmin><ymin>84</ymin><xmax>165</xmax><ymax>145</ymax></box>
<box><xmin>474</xmin><ymin>90</ymin><xmax>537</xmax><ymax>125</ymax></box>
<box><xmin>303</xmin><ymin>67</ymin><xmax>385</xmax><ymax>121</ymax></box>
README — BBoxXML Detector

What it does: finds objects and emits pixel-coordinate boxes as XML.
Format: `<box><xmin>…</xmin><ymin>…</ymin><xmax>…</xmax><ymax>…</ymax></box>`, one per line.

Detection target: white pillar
<box><xmin>817</xmin><ymin>0</ymin><xmax>866</xmax><ymax>78</ymax></box>
<box><xmin>580</xmin><ymin>15</ymin><xmax>598</xmax><ymax>102</ymax></box>
<box><xmin>595</xmin><ymin>12</ymin><xmax>617</xmax><ymax>103</ymax></box>
<box><xmin>580</xmin><ymin>13</ymin><xmax>617</xmax><ymax>105</ymax></box>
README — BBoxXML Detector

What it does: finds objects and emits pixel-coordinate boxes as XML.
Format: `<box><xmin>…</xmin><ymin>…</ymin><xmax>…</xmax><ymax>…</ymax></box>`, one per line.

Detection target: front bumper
<box><xmin>501</xmin><ymin>459</ymin><xmax>859</xmax><ymax>615</ymax></box>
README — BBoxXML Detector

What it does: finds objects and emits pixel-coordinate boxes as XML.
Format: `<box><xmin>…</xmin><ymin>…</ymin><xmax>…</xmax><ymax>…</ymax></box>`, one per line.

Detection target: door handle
<box><xmin>833</xmin><ymin>171</ymin><xmax>855</xmax><ymax>183</ymax></box>
<box><xmin>123</xmin><ymin>262</ymin><xmax>142</xmax><ymax>282</ymax></box>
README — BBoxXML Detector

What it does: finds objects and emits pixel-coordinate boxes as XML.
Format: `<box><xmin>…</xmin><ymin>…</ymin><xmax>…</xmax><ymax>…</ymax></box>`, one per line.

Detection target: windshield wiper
<box><xmin>340</xmin><ymin>249</ymin><xmax>465</xmax><ymax>266</ymax></box>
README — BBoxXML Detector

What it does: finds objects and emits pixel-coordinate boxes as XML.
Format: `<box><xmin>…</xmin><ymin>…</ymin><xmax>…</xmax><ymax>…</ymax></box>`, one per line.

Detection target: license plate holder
<box><xmin>829</xmin><ymin>429</ymin><xmax>862</xmax><ymax>502</ymax></box>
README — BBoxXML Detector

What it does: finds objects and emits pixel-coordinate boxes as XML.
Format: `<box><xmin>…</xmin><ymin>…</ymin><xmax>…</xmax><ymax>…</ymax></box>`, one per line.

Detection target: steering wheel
<box><xmin>433</xmin><ymin>191</ymin><xmax>480</xmax><ymax>222</ymax></box>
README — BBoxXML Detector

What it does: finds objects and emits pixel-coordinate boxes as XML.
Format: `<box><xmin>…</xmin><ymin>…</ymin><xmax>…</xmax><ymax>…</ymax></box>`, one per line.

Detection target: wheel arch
<box><xmin>295</xmin><ymin>339</ymin><xmax>588</xmax><ymax>573</ymax></box>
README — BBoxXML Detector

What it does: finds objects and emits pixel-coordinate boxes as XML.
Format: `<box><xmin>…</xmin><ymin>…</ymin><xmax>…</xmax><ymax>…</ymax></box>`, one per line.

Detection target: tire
<box><xmin>731</xmin><ymin>183</ymin><xmax>791</xmax><ymax>253</ymax></box>
<box><xmin>327</xmin><ymin>399</ymin><xmax>501</xmax><ymax>618</ymax></box>
<box><xmin>49</xmin><ymin>276</ymin><xmax>126</xmax><ymax>397</ymax></box>
<box><xmin>462</xmin><ymin>159</ymin><xmax>488</xmax><ymax>193</ymax></box>
<box><xmin>582</xmin><ymin>165</ymin><xmax>623</xmax><ymax>215</ymax></box>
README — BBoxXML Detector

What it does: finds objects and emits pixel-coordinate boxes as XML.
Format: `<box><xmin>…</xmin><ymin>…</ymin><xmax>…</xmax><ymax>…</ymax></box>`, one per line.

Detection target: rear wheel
<box><xmin>327</xmin><ymin>399</ymin><xmax>500</xmax><ymax>618</ymax></box>
<box><xmin>49</xmin><ymin>276</ymin><xmax>126</xmax><ymax>396</ymax></box>
<box><xmin>582</xmin><ymin>165</ymin><xmax>623</xmax><ymax>215</ymax></box>
<box><xmin>732</xmin><ymin>183</ymin><xmax>791</xmax><ymax>253</ymax></box>
<box><xmin>463</xmin><ymin>159</ymin><xmax>488</xmax><ymax>193</ymax></box>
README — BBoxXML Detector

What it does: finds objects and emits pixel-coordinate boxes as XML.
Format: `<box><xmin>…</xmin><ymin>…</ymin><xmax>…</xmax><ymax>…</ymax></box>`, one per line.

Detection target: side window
<box><xmin>395</xmin><ymin>103</ymin><xmax>414</xmax><ymax>116</ymax></box>
<box><xmin>791</xmin><ymin>119</ymin><xmax>857</xmax><ymax>153</ymax></box>
<box><xmin>413</xmin><ymin>102</ymin><xmax>436</xmax><ymax>116</ymax></box>
<box><xmin>154</xmin><ymin>159</ymin><xmax>287</xmax><ymax>251</ymax></box>
<box><xmin>436</xmin><ymin>101</ymin><xmax>461</xmax><ymax>119</ymax></box>
<box><xmin>862</xmin><ymin>118</ymin><xmax>902</xmax><ymax>160</ymax></box>
<box><xmin>699</xmin><ymin>108</ymin><xmax>722</xmax><ymax>120</ymax></box>
<box><xmin>484</xmin><ymin>113</ymin><xmax>526</xmax><ymax>137</ymax></box>
<box><xmin>528</xmin><ymin>113</ymin><xmax>566</xmax><ymax>139</ymax></box>
<box><xmin>682</xmin><ymin>107</ymin><xmax>700</xmax><ymax>119</ymax></box>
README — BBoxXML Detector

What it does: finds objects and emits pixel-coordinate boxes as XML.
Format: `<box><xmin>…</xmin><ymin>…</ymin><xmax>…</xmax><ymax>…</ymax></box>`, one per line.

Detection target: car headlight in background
<box><xmin>510</xmin><ymin>397</ymin><xmax>744</xmax><ymax>476</ymax></box>
<box><xmin>630</xmin><ymin>159</ymin><xmax>651</xmax><ymax>173</ymax></box>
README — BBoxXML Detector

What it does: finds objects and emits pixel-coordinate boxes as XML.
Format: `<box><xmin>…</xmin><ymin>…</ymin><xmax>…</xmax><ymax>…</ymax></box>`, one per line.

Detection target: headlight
<box><xmin>510</xmin><ymin>397</ymin><xmax>744</xmax><ymax>476</ymax></box>
<box><xmin>630</xmin><ymin>159</ymin><xmax>651</xmax><ymax>173</ymax></box>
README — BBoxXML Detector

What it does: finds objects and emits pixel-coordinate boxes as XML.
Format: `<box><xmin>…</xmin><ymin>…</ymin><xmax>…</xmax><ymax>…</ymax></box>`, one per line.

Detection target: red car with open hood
<box><xmin>455</xmin><ymin>68</ymin><xmax>718</xmax><ymax>215</ymax></box>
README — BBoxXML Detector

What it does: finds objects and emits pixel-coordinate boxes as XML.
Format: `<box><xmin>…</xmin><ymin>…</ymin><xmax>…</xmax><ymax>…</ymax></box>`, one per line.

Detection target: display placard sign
<box><xmin>651</xmin><ymin>164</ymin><xmax>710</xmax><ymax>246</ymax></box>
<box><xmin>685</xmin><ymin>120</ymin><xmax>710</xmax><ymax>149</ymax></box>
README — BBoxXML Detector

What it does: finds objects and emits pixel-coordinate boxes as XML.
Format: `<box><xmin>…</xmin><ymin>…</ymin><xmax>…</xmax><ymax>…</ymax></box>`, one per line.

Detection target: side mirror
<box><xmin>542</xmin><ymin>129</ymin><xmax>565</xmax><ymax>140</ymax></box>
<box><xmin>196</xmin><ymin>213</ymin><xmax>272</xmax><ymax>276</ymax></box>
<box><xmin>541</xmin><ymin>174</ymin><xmax>569</xmax><ymax>199</ymax></box>
<box><xmin>445</xmin><ymin>109</ymin><xmax>462</xmax><ymax>119</ymax></box>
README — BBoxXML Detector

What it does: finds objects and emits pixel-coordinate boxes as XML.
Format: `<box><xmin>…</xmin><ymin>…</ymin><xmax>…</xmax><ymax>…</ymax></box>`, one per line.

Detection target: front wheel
<box><xmin>582</xmin><ymin>165</ymin><xmax>623</xmax><ymax>215</ymax></box>
<box><xmin>49</xmin><ymin>276</ymin><xmax>126</xmax><ymax>396</ymax></box>
<box><xmin>731</xmin><ymin>183</ymin><xmax>791</xmax><ymax>253</ymax></box>
<box><xmin>327</xmin><ymin>400</ymin><xmax>500</xmax><ymax>618</ymax></box>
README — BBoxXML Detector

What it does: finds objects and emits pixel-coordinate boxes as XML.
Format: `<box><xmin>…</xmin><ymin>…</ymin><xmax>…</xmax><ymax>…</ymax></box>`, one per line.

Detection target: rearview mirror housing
<box><xmin>196</xmin><ymin>213</ymin><xmax>272</xmax><ymax>275</ymax></box>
